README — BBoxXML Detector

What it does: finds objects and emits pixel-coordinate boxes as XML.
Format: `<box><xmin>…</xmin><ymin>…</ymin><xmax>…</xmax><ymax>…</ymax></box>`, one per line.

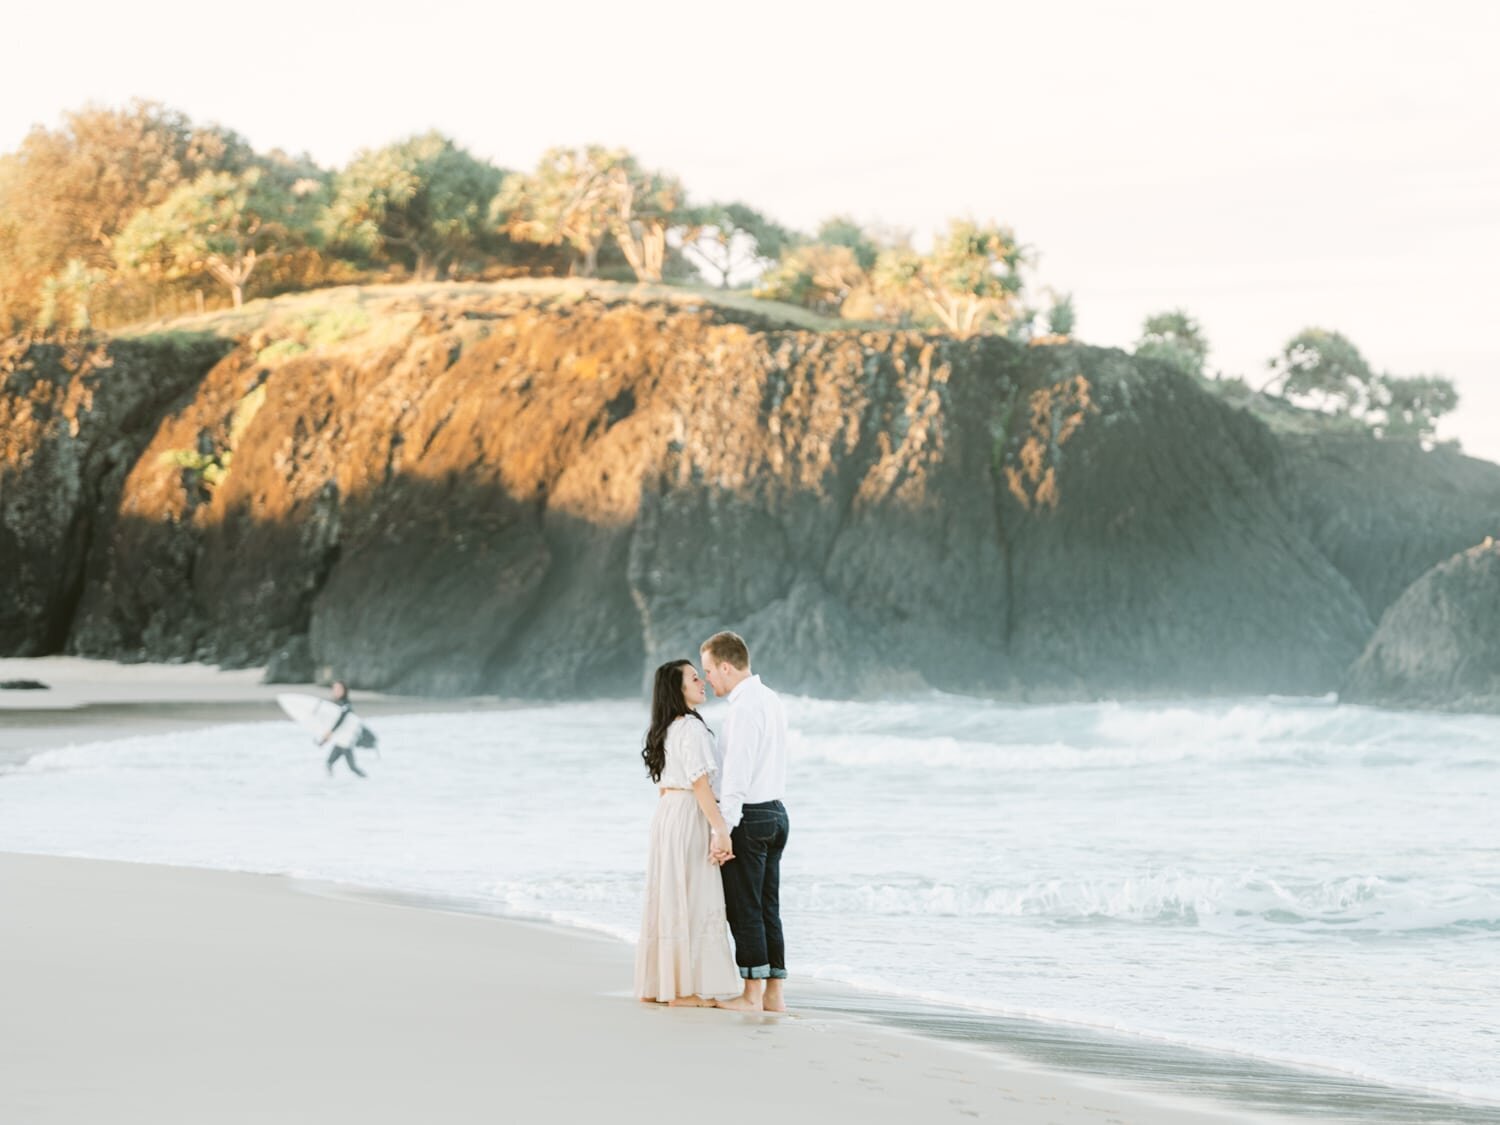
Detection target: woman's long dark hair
<box><xmin>643</xmin><ymin>660</ymin><xmax>707</xmax><ymax>783</ymax></box>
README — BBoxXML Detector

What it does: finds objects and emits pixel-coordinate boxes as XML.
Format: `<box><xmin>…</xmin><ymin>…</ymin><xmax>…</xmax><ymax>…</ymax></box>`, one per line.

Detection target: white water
<box><xmin>3</xmin><ymin>696</ymin><xmax>1497</xmax><ymax>1106</ymax></box>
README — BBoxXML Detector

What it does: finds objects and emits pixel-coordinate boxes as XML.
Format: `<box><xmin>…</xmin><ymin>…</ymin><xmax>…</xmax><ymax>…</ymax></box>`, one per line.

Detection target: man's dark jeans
<box><xmin>721</xmin><ymin>800</ymin><xmax>790</xmax><ymax>980</ymax></box>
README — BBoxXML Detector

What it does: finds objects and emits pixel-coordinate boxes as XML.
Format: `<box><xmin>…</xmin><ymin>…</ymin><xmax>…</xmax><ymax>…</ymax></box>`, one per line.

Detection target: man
<box><xmin>700</xmin><ymin>631</ymin><xmax>790</xmax><ymax>1012</ymax></box>
<box><xmin>320</xmin><ymin>681</ymin><xmax>367</xmax><ymax>778</ymax></box>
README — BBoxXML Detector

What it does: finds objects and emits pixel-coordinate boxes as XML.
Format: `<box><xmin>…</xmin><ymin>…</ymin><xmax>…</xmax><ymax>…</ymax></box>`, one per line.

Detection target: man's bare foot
<box><xmin>668</xmin><ymin>995</ymin><xmax>712</xmax><ymax>1007</ymax></box>
<box><xmin>763</xmin><ymin>980</ymin><xmax>787</xmax><ymax>1013</ymax></box>
<box><xmin>711</xmin><ymin>993</ymin><xmax>761</xmax><ymax>1011</ymax></box>
<box><xmin>739</xmin><ymin>979</ymin><xmax>766</xmax><ymax>1008</ymax></box>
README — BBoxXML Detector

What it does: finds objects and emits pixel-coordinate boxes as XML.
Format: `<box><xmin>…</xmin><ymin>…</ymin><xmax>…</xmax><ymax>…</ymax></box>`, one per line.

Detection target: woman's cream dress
<box><xmin>633</xmin><ymin>716</ymin><xmax>742</xmax><ymax>1001</ymax></box>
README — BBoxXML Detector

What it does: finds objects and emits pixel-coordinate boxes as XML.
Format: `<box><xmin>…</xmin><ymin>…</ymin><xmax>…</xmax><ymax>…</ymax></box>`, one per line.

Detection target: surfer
<box><xmin>321</xmin><ymin>681</ymin><xmax>367</xmax><ymax>778</ymax></box>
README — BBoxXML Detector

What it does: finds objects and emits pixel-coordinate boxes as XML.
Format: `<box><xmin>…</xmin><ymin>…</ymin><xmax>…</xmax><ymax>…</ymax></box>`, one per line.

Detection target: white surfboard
<box><xmin>276</xmin><ymin>692</ymin><xmax>369</xmax><ymax>750</ymax></box>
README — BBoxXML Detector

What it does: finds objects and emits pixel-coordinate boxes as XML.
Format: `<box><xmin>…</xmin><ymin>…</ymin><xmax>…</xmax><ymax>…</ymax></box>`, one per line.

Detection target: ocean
<box><xmin>3</xmin><ymin>695</ymin><xmax>1497</xmax><ymax>1120</ymax></box>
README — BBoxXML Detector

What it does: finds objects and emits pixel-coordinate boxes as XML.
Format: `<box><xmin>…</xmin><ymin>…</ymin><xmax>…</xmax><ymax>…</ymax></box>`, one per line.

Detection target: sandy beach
<box><xmin>5</xmin><ymin>658</ymin><xmax>1488</xmax><ymax>1124</ymax></box>
<box><xmin>2</xmin><ymin>850</ymin><xmax>1276</xmax><ymax>1125</ymax></box>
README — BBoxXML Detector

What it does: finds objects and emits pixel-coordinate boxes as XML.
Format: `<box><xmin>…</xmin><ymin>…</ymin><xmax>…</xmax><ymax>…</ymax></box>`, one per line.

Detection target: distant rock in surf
<box><xmin>1344</xmin><ymin>538</ymin><xmax>1500</xmax><ymax>713</ymax></box>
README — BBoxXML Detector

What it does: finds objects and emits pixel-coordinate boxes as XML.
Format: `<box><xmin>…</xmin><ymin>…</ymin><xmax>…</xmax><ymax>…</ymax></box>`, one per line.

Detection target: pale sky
<box><xmin>5</xmin><ymin>0</ymin><xmax>1498</xmax><ymax>460</ymax></box>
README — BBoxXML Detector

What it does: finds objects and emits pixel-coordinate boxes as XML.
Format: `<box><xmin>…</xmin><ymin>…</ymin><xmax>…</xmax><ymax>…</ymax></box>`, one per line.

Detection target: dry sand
<box><xmin>0</xmin><ymin>853</ymin><xmax>1275</xmax><ymax>1125</ymax></box>
<box><xmin>1</xmin><ymin>658</ymin><xmax>1280</xmax><ymax>1123</ymax></box>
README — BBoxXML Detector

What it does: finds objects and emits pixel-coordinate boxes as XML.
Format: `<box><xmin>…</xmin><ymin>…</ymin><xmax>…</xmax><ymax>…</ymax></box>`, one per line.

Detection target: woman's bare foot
<box><xmin>668</xmin><ymin>995</ymin><xmax>712</xmax><ymax>1007</ymax></box>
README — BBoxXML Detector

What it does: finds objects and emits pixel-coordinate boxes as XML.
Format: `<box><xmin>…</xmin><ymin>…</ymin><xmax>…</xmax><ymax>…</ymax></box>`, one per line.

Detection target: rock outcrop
<box><xmin>1343</xmin><ymin>538</ymin><xmax>1500</xmax><ymax>712</ymax></box>
<box><xmin>3</xmin><ymin>285</ymin><xmax>1498</xmax><ymax>702</ymax></box>
<box><xmin>1276</xmin><ymin>433</ymin><xmax>1500</xmax><ymax>621</ymax></box>
<box><xmin>0</xmin><ymin>333</ymin><xmax>233</xmax><ymax>655</ymax></box>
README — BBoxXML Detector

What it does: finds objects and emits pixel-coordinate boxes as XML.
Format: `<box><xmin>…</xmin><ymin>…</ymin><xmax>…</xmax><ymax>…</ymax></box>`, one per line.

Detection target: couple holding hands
<box><xmin>634</xmin><ymin>631</ymin><xmax>791</xmax><ymax>1012</ymax></box>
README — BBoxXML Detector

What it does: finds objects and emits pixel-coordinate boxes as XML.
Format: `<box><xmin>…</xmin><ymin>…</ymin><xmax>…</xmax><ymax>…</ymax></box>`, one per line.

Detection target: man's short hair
<box><xmin>701</xmin><ymin>631</ymin><xmax>750</xmax><ymax>671</ymax></box>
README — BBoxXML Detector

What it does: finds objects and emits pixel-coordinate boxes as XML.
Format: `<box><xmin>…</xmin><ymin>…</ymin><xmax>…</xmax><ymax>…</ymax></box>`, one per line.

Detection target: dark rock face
<box><xmin>0</xmin><ymin>334</ymin><xmax>233</xmax><ymax>655</ymax></box>
<box><xmin>1343</xmin><ymin>539</ymin><xmax>1500</xmax><ymax>712</ymax></box>
<box><xmin>1277</xmin><ymin>434</ymin><xmax>1500</xmax><ymax>622</ymax></box>
<box><xmin>4</xmin><ymin>291</ymin><xmax>1498</xmax><ymax>702</ymax></box>
<box><xmin>262</xmin><ymin>634</ymin><xmax>314</xmax><ymax>684</ymax></box>
<box><xmin>995</xmin><ymin>350</ymin><xmax>1372</xmax><ymax>696</ymax></box>
<box><xmin>630</xmin><ymin>331</ymin><xmax>1016</xmax><ymax>697</ymax></box>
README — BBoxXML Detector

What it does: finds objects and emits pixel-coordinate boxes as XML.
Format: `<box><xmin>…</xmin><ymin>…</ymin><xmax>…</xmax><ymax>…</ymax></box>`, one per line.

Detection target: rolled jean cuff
<box><xmin>768</xmin><ymin>968</ymin><xmax>788</xmax><ymax>979</ymax></box>
<box><xmin>740</xmin><ymin>964</ymin><xmax>772</xmax><ymax>980</ymax></box>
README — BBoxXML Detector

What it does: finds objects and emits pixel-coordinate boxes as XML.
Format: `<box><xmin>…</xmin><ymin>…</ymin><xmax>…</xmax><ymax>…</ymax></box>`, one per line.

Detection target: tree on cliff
<box><xmin>872</xmin><ymin>220</ymin><xmax>1027</xmax><ymax>338</ymax></box>
<box><xmin>1262</xmin><ymin>327</ymin><xmax>1458</xmax><ymax>442</ymax></box>
<box><xmin>497</xmin><ymin>146</ymin><xmax>694</xmax><ymax>283</ymax></box>
<box><xmin>1135</xmin><ymin>309</ymin><xmax>1208</xmax><ymax>378</ymax></box>
<box><xmin>603</xmin><ymin>159</ymin><xmax>691</xmax><ymax>283</ymax></box>
<box><xmin>325</xmin><ymin>133</ymin><xmax>503</xmax><ymax>281</ymax></box>
<box><xmin>681</xmin><ymin>202</ymin><xmax>793</xmax><ymax>288</ymax></box>
<box><xmin>495</xmin><ymin>146</ymin><xmax>620</xmax><ymax>279</ymax></box>
<box><xmin>0</xmin><ymin>101</ymin><xmax>252</xmax><ymax>327</ymax></box>
<box><xmin>1373</xmin><ymin>374</ymin><xmax>1459</xmax><ymax>443</ymax></box>
<box><xmin>0</xmin><ymin>213</ymin><xmax>22</xmax><ymax>324</ymax></box>
<box><xmin>757</xmin><ymin>217</ymin><xmax>1027</xmax><ymax>334</ymax></box>
<box><xmin>114</xmin><ymin>164</ymin><xmax>322</xmax><ymax>308</ymax></box>
<box><xmin>815</xmin><ymin>215</ymin><xmax>881</xmax><ymax>271</ymax></box>
<box><xmin>1262</xmin><ymin>328</ymin><xmax>1376</xmax><ymax>415</ymax></box>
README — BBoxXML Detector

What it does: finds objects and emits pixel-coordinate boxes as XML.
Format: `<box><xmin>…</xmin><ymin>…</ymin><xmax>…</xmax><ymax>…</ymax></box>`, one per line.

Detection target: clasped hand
<box><xmin>710</xmin><ymin>830</ymin><xmax>734</xmax><ymax>866</ymax></box>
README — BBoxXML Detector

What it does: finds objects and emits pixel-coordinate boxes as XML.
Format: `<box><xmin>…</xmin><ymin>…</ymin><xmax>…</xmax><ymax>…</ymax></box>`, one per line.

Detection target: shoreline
<box><xmin>4</xmin><ymin>657</ymin><xmax>1495</xmax><ymax>742</ymax></box>
<box><xmin>2</xmin><ymin>851</ymin><xmax>1280</xmax><ymax>1125</ymax></box>
<box><xmin>299</xmin><ymin>878</ymin><xmax>1500</xmax><ymax>1124</ymax></box>
<box><xmin>5</xmin><ymin>851</ymin><xmax>1495</xmax><ymax>1124</ymax></box>
<box><xmin>0</xmin><ymin>655</ymin><xmax>524</xmax><ymax>765</ymax></box>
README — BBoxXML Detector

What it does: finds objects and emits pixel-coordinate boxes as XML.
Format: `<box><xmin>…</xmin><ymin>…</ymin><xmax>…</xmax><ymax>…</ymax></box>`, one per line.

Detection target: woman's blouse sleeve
<box><xmin>681</xmin><ymin>720</ymin><xmax>716</xmax><ymax>784</ymax></box>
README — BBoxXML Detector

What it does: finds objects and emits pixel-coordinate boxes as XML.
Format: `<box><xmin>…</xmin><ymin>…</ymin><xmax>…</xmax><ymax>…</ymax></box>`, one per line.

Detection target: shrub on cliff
<box><xmin>759</xmin><ymin>217</ymin><xmax>1030</xmax><ymax>338</ymax></box>
<box><xmin>756</xmin><ymin>242</ymin><xmax>869</xmax><ymax>316</ymax></box>
<box><xmin>1134</xmin><ymin>309</ymin><xmax>1208</xmax><ymax>379</ymax></box>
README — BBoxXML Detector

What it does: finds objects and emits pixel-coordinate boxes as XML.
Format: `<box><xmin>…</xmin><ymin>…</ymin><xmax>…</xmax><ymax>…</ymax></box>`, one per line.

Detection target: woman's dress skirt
<box><xmin>634</xmin><ymin>792</ymin><xmax>742</xmax><ymax>1001</ymax></box>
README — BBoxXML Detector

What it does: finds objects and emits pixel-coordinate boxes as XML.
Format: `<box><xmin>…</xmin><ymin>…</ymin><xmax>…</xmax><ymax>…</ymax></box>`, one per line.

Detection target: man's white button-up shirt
<box><xmin>714</xmin><ymin>673</ymin><xmax>788</xmax><ymax>831</ymax></box>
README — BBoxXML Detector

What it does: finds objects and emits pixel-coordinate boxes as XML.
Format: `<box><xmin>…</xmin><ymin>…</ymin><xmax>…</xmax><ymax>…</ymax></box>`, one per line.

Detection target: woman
<box><xmin>634</xmin><ymin>660</ymin><xmax>752</xmax><ymax>1008</ymax></box>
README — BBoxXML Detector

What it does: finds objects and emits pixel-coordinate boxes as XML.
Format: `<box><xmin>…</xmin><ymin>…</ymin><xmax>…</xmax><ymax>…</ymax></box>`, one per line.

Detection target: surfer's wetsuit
<box><xmin>325</xmin><ymin>701</ymin><xmax>367</xmax><ymax>778</ymax></box>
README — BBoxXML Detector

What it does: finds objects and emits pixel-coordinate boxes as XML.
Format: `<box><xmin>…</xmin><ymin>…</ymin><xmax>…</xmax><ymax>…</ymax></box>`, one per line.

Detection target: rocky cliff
<box><xmin>1275</xmin><ymin>433</ymin><xmax>1500</xmax><ymax>622</ymax></box>
<box><xmin>3</xmin><ymin>284</ymin><xmax>1497</xmax><ymax>701</ymax></box>
<box><xmin>0</xmin><ymin>333</ymin><xmax>234</xmax><ymax>654</ymax></box>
